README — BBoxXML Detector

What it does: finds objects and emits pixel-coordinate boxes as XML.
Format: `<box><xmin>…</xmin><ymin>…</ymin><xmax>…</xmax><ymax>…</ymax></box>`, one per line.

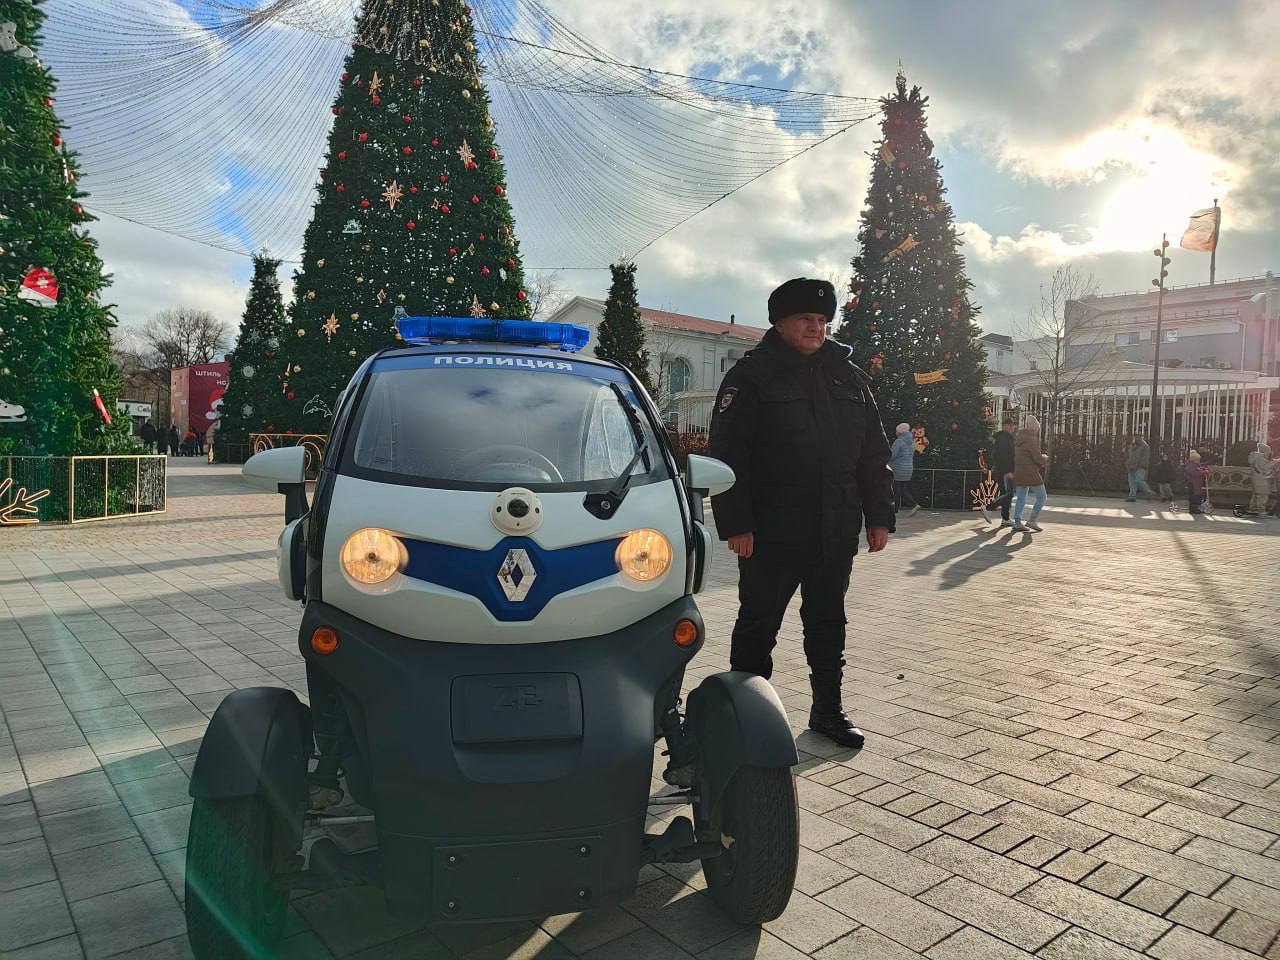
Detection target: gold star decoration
<box><xmin>470</xmin><ymin>295</ymin><xmax>486</xmax><ymax>318</ymax></box>
<box><xmin>322</xmin><ymin>313</ymin><xmax>340</xmax><ymax>342</ymax></box>
<box><xmin>369</xmin><ymin>71</ymin><xmax>383</xmax><ymax>96</ymax></box>
<box><xmin>377</xmin><ymin>288</ymin><xmax>387</xmax><ymax>304</ymax></box>
<box><xmin>382</xmin><ymin>179</ymin><xmax>404</xmax><ymax>211</ymax></box>
<box><xmin>456</xmin><ymin>138</ymin><xmax>475</xmax><ymax>168</ymax></box>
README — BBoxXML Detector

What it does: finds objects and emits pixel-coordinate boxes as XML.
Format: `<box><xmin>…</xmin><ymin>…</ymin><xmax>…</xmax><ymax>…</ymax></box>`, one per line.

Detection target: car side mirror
<box><xmin>244</xmin><ymin>447</ymin><xmax>308</xmax><ymax>522</ymax></box>
<box><xmin>686</xmin><ymin>454</ymin><xmax>735</xmax><ymax>497</ymax></box>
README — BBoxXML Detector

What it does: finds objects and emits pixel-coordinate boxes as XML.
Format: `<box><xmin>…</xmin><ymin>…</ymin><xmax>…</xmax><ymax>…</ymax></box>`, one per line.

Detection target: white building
<box><xmin>547</xmin><ymin>297</ymin><xmax>766</xmax><ymax>426</ymax></box>
<box><xmin>978</xmin><ymin>332</ymin><xmax>1057</xmax><ymax>376</ymax></box>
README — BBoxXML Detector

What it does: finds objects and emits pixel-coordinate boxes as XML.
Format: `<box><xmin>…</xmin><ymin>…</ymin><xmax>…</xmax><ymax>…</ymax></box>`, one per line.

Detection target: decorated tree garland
<box><xmin>837</xmin><ymin>72</ymin><xmax>990</xmax><ymax>467</ymax></box>
<box><xmin>283</xmin><ymin>0</ymin><xmax>530</xmax><ymax>431</ymax></box>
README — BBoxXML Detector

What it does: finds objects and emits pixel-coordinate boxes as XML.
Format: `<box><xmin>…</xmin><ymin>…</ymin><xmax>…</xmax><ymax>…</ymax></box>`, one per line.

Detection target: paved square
<box><xmin>2</xmin><ymin>461</ymin><xmax>1279</xmax><ymax>958</ymax></box>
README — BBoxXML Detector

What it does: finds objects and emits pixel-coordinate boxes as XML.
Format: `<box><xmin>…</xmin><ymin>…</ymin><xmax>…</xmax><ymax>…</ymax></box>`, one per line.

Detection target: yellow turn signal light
<box><xmin>673</xmin><ymin>619</ymin><xmax>698</xmax><ymax>647</ymax></box>
<box><xmin>311</xmin><ymin>627</ymin><xmax>339</xmax><ymax>656</ymax></box>
<box><xmin>340</xmin><ymin>527</ymin><xmax>408</xmax><ymax>586</ymax></box>
<box><xmin>615</xmin><ymin>528</ymin><xmax>672</xmax><ymax>583</ymax></box>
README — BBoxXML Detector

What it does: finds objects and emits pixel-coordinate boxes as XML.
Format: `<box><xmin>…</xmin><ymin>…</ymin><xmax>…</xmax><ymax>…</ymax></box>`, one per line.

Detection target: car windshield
<box><xmin>344</xmin><ymin>363</ymin><xmax>667</xmax><ymax>489</ymax></box>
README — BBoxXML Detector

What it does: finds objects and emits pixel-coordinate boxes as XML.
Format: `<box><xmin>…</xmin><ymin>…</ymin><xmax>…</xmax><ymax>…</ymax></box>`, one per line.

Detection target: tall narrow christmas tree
<box><xmin>0</xmin><ymin>0</ymin><xmax>130</xmax><ymax>455</ymax></box>
<box><xmin>217</xmin><ymin>253</ymin><xmax>288</xmax><ymax>443</ymax></box>
<box><xmin>283</xmin><ymin>0</ymin><xmax>530</xmax><ymax>432</ymax></box>
<box><xmin>836</xmin><ymin>72</ymin><xmax>989</xmax><ymax>467</ymax></box>
<box><xmin>594</xmin><ymin>261</ymin><xmax>652</xmax><ymax>392</ymax></box>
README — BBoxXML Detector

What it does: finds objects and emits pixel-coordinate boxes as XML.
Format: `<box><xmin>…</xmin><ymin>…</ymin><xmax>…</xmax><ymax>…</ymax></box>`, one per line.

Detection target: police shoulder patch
<box><xmin>717</xmin><ymin>386</ymin><xmax>738</xmax><ymax>412</ymax></box>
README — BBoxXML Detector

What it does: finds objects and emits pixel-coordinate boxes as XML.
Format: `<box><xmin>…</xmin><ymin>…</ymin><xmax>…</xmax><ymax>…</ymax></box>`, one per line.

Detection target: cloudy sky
<box><xmin>50</xmin><ymin>0</ymin><xmax>1280</xmax><ymax>340</ymax></box>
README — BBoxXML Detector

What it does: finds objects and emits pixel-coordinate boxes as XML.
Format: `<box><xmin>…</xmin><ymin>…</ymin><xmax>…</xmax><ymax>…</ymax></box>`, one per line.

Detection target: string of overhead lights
<box><xmin>39</xmin><ymin>0</ymin><xmax>878</xmax><ymax>267</ymax></box>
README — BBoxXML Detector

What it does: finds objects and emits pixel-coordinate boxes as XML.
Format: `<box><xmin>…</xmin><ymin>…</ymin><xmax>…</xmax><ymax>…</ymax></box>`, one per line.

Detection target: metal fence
<box><xmin>908</xmin><ymin>469</ymin><xmax>996</xmax><ymax>512</ymax></box>
<box><xmin>1</xmin><ymin>455</ymin><xmax>167</xmax><ymax>525</ymax></box>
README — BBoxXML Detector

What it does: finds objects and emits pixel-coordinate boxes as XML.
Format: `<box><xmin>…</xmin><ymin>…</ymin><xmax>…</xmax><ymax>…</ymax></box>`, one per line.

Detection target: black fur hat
<box><xmin>767</xmin><ymin>277</ymin><xmax>836</xmax><ymax>324</ymax></box>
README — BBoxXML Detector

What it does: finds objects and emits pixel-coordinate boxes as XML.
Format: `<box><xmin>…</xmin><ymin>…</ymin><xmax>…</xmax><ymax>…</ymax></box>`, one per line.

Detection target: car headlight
<box><xmin>340</xmin><ymin>527</ymin><xmax>408</xmax><ymax>585</ymax></box>
<box><xmin>615</xmin><ymin>529</ymin><xmax>672</xmax><ymax>583</ymax></box>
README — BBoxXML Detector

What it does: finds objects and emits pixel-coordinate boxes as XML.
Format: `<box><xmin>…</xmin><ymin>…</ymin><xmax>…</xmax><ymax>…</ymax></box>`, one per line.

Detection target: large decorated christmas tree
<box><xmin>0</xmin><ymin>0</ymin><xmax>130</xmax><ymax>456</ymax></box>
<box><xmin>217</xmin><ymin>253</ymin><xmax>288</xmax><ymax>441</ymax></box>
<box><xmin>836</xmin><ymin>72</ymin><xmax>989</xmax><ymax>467</ymax></box>
<box><xmin>283</xmin><ymin>0</ymin><xmax>530</xmax><ymax>432</ymax></box>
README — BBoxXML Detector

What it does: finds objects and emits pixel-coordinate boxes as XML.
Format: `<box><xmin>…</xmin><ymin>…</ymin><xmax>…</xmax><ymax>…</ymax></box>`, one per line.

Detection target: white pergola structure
<box><xmin>990</xmin><ymin>361</ymin><xmax>1277</xmax><ymax>447</ymax></box>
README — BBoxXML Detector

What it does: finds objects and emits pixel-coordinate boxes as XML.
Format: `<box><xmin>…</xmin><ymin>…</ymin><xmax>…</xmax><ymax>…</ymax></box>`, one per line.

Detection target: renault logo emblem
<box><xmin>497</xmin><ymin>548</ymin><xmax>536</xmax><ymax>601</ymax></box>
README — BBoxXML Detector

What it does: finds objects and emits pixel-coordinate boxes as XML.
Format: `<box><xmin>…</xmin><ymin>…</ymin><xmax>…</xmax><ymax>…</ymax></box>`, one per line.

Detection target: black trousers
<box><xmin>996</xmin><ymin>475</ymin><xmax>1014</xmax><ymax>521</ymax></box>
<box><xmin>730</xmin><ymin>546</ymin><xmax>853</xmax><ymax>680</ymax></box>
<box><xmin>893</xmin><ymin>480</ymin><xmax>917</xmax><ymax>510</ymax></box>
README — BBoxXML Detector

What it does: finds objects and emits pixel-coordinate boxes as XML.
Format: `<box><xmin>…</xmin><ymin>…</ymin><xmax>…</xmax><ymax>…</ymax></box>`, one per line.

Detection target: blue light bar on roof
<box><xmin>396</xmin><ymin>314</ymin><xmax>591</xmax><ymax>353</ymax></box>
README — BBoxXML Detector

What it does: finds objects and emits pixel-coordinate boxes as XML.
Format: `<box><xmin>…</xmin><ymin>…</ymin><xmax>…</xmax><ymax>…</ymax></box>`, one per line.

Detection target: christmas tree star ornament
<box><xmin>470</xmin><ymin>295</ymin><xmax>486</xmax><ymax>317</ymax></box>
<box><xmin>322</xmin><ymin>314</ymin><xmax>340</xmax><ymax>342</ymax></box>
<box><xmin>382</xmin><ymin>180</ymin><xmax>404</xmax><ymax>210</ymax></box>
<box><xmin>369</xmin><ymin>70</ymin><xmax>383</xmax><ymax>96</ymax></box>
<box><xmin>456</xmin><ymin>139</ymin><xmax>476</xmax><ymax>167</ymax></box>
<box><xmin>17</xmin><ymin>268</ymin><xmax>58</xmax><ymax>307</ymax></box>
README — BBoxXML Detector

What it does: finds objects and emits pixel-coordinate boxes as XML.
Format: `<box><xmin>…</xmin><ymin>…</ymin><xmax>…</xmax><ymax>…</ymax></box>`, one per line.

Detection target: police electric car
<box><xmin>185</xmin><ymin>315</ymin><xmax>801</xmax><ymax>959</ymax></box>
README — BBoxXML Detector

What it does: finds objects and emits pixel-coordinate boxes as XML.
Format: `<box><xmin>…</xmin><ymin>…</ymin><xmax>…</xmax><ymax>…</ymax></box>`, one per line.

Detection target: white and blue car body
<box><xmin>189</xmin><ymin>316</ymin><xmax>799</xmax><ymax>934</ymax></box>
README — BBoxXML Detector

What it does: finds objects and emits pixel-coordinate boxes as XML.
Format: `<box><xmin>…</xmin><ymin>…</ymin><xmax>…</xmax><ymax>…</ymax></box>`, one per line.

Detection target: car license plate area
<box><xmin>433</xmin><ymin>836</ymin><xmax>602</xmax><ymax>920</ymax></box>
<box><xmin>451</xmin><ymin>673</ymin><xmax>583</xmax><ymax>744</ymax></box>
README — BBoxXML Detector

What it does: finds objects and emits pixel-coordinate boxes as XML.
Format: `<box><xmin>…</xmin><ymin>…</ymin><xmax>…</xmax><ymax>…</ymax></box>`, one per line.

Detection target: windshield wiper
<box><xmin>584</xmin><ymin>383</ymin><xmax>652</xmax><ymax>519</ymax></box>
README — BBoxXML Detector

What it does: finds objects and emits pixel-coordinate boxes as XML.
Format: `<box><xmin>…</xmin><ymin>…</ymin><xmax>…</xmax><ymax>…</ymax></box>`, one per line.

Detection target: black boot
<box><xmin>808</xmin><ymin>668</ymin><xmax>865</xmax><ymax>750</ymax></box>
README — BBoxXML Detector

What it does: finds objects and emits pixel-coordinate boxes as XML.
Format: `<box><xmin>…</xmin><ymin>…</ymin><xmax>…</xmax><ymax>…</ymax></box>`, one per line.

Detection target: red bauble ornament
<box><xmin>413</xmin><ymin>77</ymin><xmax>423</xmax><ymax>87</ymax></box>
<box><xmin>44</xmin><ymin>97</ymin><xmax>53</xmax><ymax>107</ymax></box>
<box><xmin>331</xmin><ymin>106</ymin><xmax>342</xmax><ymax>115</ymax></box>
<box><xmin>481</xmin><ymin>266</ymin><xmax>491</xmax><ymax>275</ymax></box>
<box><xmin>406</xmin><ymin>220</ymin><xmax>417</xmax><ymax>230</ymax></box>
<box><xmin>360</xmin><ymin>199</ymin><xmax>370</xmax><ymax>208</ymax></box>
<box><xmin>357</xmin><ymin>79</ymin><xmax>365</xmax><ymax>88</ymax></box>
<box><xmin>403</xmin><ymin>114</ymin><xmax>413</xmax><ymax>122</ymax></box>
<box><xmin>489</xmin><ymin>149</ymin><xmax>498</xmax><ymax>159</ymax></box>
<box><xmin>467</xmin><ymin>161</ymin><xmax>478</xmax><ymax>171</ymax></box>
<box><xmin>471</xmin><ymin>195</ymin><xmax>480</xmax><ymax>204</ymax></box>
<box><xmin>73</xmin><ymin>204</ymin><xmax>83</xmax><ymax>215</ymax></box>
<box><xmin>52</xmin><ymin>134</ymin><xmax>62</xmax><ymax>147</ymax></box>
<box><xmin>371</xmin><ymin>96</ymin><xmax>381</xmax><ymax>106</ymax></box>
<box><xmin>868</xmin><ymin>324</ymin><xmax>877</xmax><ymax>333</ymax></box>
<box><xmin>950</xmin><ymin>422</ymin><xmax>959</xmax><ymax>431</ymax></box>
<box><xmin>439</xmin><ymin>174</ymin><xmax>449</xmax><ymax>183</ymax></box>
<box><xmin>478</xmin><ymin>233</ymin><xmax>486</xmax><ymax>241</ymax></box>
<box><xmin>358</xmin><ymin>132</ymin><xmax>369</xmax><ymax>142</ymax></box>
<box><xmin>335</xmin><ymin>183</ymin><xmax>345</xmax><ymax>193</ymax></box>
<box><xmin>287</xmin><ymin>392</ymin><xmax>296</xmax><ymax>400</ymax></box>
<box><xmin>341</xmin><ymin>72</ymin><xmax>349</xmax><ymax>82</ymax></box>
<box><xmin>337</xmin><ymin>150</ymin><xmax>347</xmax><ymax>161</ymax></box>
<box><xmin>448</xmin><ymin>247</ymin><xmax>458</xmax><ymax>256</ymax></box>
<box><xmin>495</xmin><ymin>185</ymin><xmax>505</xmax><ymax>196</ymax></box>
<box><xmin>409</xmin><ymin>185</ymin><xmax>419</xmax><ymax>194</ymax></box>
<box><xmin>440</xmin><ymin>204</ymin><xmax>451</xmax><ymax>214</ymax></box>
<box><xmin>507</xmin><ymin>258</ymin><xmax>516</xmax><ymax>269</ymax></box>
<box><xmin>516</xmin><ymin>290</ymin><xmax>527</xmax><ymax>301</ymax></box>
<box><xmin>431</xmin><ymin>138</ymin><xmax>440</xmax><ymax>146</ymax></box>
<box><xmin>403</xmin><ymin>146</ymin><xmax>413</xmax><ymax>155</ymax></box>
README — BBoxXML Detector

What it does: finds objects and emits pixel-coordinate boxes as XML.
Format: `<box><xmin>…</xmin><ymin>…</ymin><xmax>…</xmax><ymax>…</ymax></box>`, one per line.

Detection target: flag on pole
<box><xmin>1179</xmin><ymin>206</ymin><xmax>1221</xmax><ymax>252</ymax></box>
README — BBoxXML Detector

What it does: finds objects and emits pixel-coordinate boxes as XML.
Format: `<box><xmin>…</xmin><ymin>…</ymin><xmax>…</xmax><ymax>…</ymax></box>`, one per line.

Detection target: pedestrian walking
<box><xmin>1183</xmin><ymin>450</ymin><xmax>1209</xmax><ymax>514</ymax></box>
<box><xmin>140</xmin><ymin>418</ymin><xmax>157</xmax><ymax>453</ymax></box>
<box><xmin>1247</xmin><ymin>442</ymin><xmax>1273</xmax><ymax>516</ymax></box>
<box><xmin>1150</xmin><ymin>452</ymin><xmax>1175</xmax><ymax>503</ymax></box>
<box><xmin>707</xmin><ymin>277</ymin><xmax>895</xmax><ymax>752</ymax></box>
<box><xmin>991</xmin><ymin>415</ymin><xmax>1017</xmax><ymax>528</ymax></box>
<box><xmin>168</xmin><ymin>426</ymin><xmax>180</xmax><ymax>457</ymax></box>
<box><xmin>1012</xmin><ymin>414</ymin><xmax>1049</xmax><ymax>532</ymax></box>
<box><xmin>1126</xmin><ymin>436</ymin><xmax>1155</xmax><ymax>501</ymax></box>
<box><xmin>890</xmin><ymin>423</ymin><xmax>919</xmax><ymax>516</ymax></box>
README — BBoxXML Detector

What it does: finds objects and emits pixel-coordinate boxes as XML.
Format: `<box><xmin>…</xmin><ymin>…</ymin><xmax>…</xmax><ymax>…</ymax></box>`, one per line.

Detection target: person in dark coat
<box><xmin>139</xmin><ymin>419</ymin><xmax>156</xmax><ymax>453</ymax></box>
<box><xmin>991</xmin><ymin>415</ymin><xmax>1017</xmax><ymax>527</ymax></box>
<box><xmin>1150</xmin><ymin>452</ymin><xmax>1175</xmax><ymax>503</ymax></box>
<box><xmin>168</xmin><ymin>425</ymin><xmax>180</xmax><ymax>456</ymax></box>
<box><xmin>708</xmin><ymin>277</ymin><xmax>895</xmax><ymax>750</ymax></box>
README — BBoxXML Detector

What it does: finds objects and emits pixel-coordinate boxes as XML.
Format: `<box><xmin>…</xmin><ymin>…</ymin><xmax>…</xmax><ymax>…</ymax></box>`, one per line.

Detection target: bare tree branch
<box><xmin>112</xmin><ymin>309</ymin><xmax>230</xmax><ymax>428</ymax></box>
<box><xmin>524</xmin><ymin>271</ymin><xmax>569</xmax><ymax>321</ymax></box>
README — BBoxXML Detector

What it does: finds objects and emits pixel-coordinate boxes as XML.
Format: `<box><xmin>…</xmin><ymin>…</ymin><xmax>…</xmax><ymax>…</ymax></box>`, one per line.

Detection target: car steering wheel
<box><xmin>455</xmin><ymin>445</ymin><xmax>565</xmax><ymax>483</ymax></box>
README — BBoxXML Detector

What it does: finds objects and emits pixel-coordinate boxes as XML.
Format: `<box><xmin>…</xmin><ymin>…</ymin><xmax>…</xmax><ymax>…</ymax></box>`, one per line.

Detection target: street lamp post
<box><xmin>1147</xmin><ymin>236</ymin><xmax>1171</xmax><ymax>453</ymax></box>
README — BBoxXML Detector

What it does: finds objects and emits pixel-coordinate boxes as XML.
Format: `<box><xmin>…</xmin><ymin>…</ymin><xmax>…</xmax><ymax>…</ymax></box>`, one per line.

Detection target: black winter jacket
<box><xmin>708</xmin><ymin>329</ymin><xmax>896</xmax><ymax>561</ymax></box>
<box><xmin>992</xmin><ymin>431</ymin><xmax>1015</xmax><ymax>476</ymax></box>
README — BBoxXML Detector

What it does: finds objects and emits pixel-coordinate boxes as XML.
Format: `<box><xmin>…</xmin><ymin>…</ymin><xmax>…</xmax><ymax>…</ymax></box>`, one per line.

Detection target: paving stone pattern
<box><xmin>2</xmin><ymin>462</ymin><xmax>1279</xmax><ymax>958</ymax></box>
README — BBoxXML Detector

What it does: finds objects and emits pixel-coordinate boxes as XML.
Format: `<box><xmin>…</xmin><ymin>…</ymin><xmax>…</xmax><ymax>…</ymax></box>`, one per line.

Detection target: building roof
<box><xmin>578</xmin><ymin>298</ymin><xmax>766</xmax><ymax>343</ymax></box>
<box><xmin>978</xmin><ymin>332</ymin><xmax>1014</xmax><ymax>348</ymax></box>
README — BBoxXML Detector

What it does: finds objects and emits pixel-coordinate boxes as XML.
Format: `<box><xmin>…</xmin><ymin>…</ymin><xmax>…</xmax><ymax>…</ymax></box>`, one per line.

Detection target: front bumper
<box><xmin>299</xmin><ymin>596</ymin><xmax>703</xmax><ymax>919</ymax></box>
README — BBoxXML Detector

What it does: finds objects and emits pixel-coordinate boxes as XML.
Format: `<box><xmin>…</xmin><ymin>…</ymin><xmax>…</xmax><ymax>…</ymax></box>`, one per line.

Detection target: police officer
<box><xmin>709</xmin><ymin>278</ymin><xmax>895</xmax><ymax>749</ymax></box>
